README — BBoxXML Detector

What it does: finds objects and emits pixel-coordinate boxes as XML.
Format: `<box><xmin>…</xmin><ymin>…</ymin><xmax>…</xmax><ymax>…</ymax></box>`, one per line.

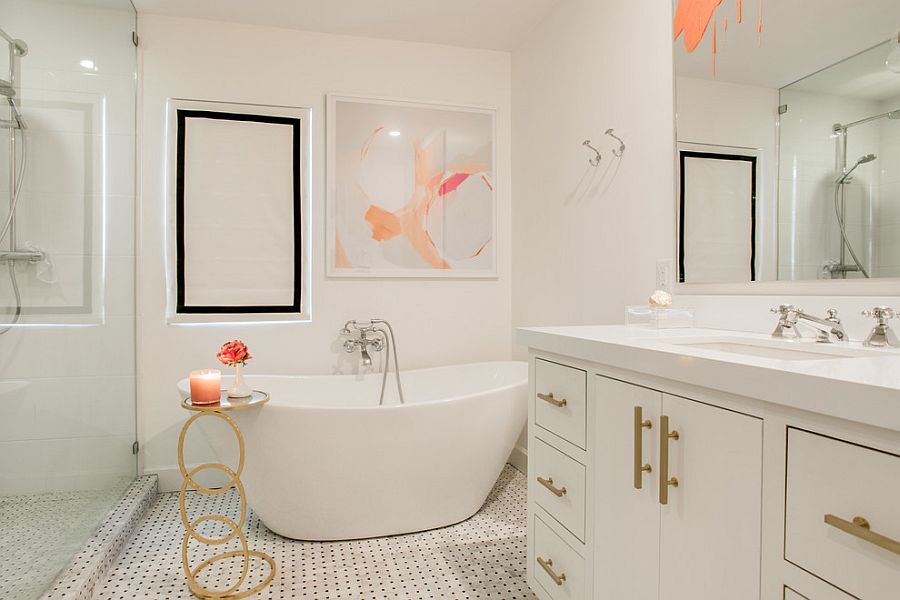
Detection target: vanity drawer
<box><xmin>533</xmin><ymin>437</ymin><xmax>586</xmax><ymax>541</ymax></box>
<box><xmin>533</xmin><ymin>514</ymin><xmax>586</xmax><ymax>600</ymax></box>
<box><xmin>534</xmin><ymin>359</ymin><xmax>587</xmax><ymax>449</ymax></box>
<box><xmin>785</xmin><ymin>428</ymin><xmax>900</xmax><ymax>600</ymax></box>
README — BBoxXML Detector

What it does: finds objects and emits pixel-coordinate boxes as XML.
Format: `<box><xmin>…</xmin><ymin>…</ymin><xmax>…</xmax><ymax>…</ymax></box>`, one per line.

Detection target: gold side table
<box><xmin>179</xmin><ymin>391</ymin><xmax>276</xmax><ymax>599</ymax></box>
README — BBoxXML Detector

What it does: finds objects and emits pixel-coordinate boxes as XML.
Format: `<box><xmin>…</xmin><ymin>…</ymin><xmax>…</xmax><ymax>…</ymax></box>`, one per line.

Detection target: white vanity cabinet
<box><xmin>521</xmin><ymin>326</ymin><xmax>900</xmax><ymax>600</ymax></box>
<box><xmin>528</xmin><ymin>358</ymin><xmax>763</xmax><ymax>600</ymax></box>
<box><xmin>594</xmin><ymin>377</ymin><xmax>763</xmax><ymax>600</ymax></box>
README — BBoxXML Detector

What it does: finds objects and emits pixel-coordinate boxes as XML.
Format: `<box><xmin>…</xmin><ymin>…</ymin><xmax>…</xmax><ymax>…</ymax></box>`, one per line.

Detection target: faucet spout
<box><xmin>360</xmin><ymin>346</ymin><xmax>373</xmax><ymax>367</ymax></box>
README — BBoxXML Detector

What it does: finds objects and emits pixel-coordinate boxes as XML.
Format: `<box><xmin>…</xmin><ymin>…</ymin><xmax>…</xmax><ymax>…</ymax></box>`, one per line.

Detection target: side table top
<box><xmin>182</xmin><ymin>390</ymin><xmax>269</xmax><ymax>412</ymax></box>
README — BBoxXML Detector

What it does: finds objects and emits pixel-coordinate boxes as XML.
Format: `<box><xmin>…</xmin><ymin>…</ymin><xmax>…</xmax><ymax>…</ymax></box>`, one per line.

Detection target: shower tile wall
<box><xmin>0</xmin><ymin>0</ymin><xmax>136</xmax><ymax>496</ymax></box>
<box><xmin>778</xmin><ymin>89</ymin><xmax>880</xmax><ymax>280</ymax></box>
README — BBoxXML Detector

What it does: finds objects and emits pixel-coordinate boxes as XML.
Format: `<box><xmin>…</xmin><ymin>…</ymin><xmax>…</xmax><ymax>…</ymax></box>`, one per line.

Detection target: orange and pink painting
<box><xmin>327</xmin><ymin>95</ymin><xmax>496</xmax><ymax>277</ymax></box>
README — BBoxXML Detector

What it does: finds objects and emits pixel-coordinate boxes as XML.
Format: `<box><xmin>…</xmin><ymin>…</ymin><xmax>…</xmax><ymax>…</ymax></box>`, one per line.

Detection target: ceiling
<box><xmin>786</xmin><ymin>41</ymin><xmax>900</xmax><ymax>103</ymax></box>
<box><xmin>130</xmin><ymin>0</ymin><xmax>562</xmax><ymax>51</ymax></box>
<box><xmin>675</xmin><ymin>0</ymin><xmax>900</xmax><ymax>90</ymax></box>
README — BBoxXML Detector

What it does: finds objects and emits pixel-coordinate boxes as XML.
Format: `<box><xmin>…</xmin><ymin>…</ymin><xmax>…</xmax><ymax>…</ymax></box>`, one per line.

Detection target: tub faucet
<box><xmin>340</xmin><ymin>319</ymin><xmax>405</xmax><ymax>405</ymax></box>
<box><xmin>341</xmin><ymin>320</ymin><xmax>384</xmax><ymax>367</ymax></box>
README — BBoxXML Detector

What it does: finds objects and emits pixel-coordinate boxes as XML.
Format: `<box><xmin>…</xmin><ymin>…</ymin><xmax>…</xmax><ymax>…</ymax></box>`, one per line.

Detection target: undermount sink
<box><xmin>662</xmin><ymin>337</ymin><xmax>892</xmax><ymax>361</ymax></box>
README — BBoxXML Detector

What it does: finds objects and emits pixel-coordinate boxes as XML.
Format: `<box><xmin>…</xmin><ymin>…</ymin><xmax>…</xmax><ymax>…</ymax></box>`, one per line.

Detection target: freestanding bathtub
<box><xmin>177</xmin><ymin>361</ymin><xmax>527</xmax><ymax>540</ymax></box>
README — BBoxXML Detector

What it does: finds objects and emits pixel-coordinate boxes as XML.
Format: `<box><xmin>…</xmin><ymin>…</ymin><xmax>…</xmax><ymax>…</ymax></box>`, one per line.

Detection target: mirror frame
<box><xmin>670</xmin><ymin>0</ymin><xmax>900</xmax><ymax>296</ymax></box>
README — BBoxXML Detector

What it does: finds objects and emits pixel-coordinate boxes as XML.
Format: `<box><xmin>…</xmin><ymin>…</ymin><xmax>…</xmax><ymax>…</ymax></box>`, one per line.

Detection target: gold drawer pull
<box><xmin>537</xmin><ymin>476</ymin><xmax>567</xmax><ymax>497</ymax></box>
<box><xmin>659</xmin><ymin>415</ymin><xmax>679</xmax><ymax>505</ymax></box>
<box><xmin>824</xmin><ymin>514</ymin><xmax>900</xmax><ymax>556</ymax></box>
<box><xmin>537</xmin><ymin>392</ymin><xmax>567</xmax><ymax>407</ymax></box>
<box><xmin>537</xmin><ymin>557</ymin><xmax>567</xmax><ymax>586</ymax></box>
<box><xmin>633</xmin><ymin>406</ymin><xmax>653</xmax><ymax>490</ymax></box>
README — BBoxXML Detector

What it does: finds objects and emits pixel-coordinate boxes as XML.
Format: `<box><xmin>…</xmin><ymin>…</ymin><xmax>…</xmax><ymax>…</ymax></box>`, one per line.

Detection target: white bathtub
<box><xmin>177</xmin><ymin>361</ymin><xmax>527</xmax><ymax>540</ymax></box>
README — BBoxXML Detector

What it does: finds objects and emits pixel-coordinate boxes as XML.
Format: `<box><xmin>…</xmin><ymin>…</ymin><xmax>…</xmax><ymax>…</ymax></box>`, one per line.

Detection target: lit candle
<box><xmin>189</xmin><ymin>369</ymin><xmax>221</xmax><ymax>405</ymax></box>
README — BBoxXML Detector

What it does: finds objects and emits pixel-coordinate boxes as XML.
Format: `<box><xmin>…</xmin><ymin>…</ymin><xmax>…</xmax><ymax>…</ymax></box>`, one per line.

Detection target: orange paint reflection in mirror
<box><xmin>757</xmin><ymin>0</ymin><xmax>763</xmax><ymax>46</ymax></box>
<box><xmin>673</xmin><ymin>0</ymin><xmax>722</xmax><ymax>53</ymax></box>
<box><xmin>674</xmin><ymin>0</ymin><xmax>762</xmax><ymax>77</ymax></box>
<box><xmin>712</xmin><ymin>19</ymin><xmax>717</xmax><ymax>77</ymax></box>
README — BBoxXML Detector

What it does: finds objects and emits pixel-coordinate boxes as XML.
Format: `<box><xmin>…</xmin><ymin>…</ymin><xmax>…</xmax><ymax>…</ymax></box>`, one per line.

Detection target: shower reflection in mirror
<box><xmin>674</xmin><ymin>1</ymin><xmax>900</xmax><ymax>284</ymax></box>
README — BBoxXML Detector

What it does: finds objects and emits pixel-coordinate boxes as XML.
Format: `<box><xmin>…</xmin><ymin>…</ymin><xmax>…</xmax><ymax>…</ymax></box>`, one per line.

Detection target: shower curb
<box><xmin>40</xmin><ymin>475</ymin><xmax>159</xmax><ymax>600</ymax></box>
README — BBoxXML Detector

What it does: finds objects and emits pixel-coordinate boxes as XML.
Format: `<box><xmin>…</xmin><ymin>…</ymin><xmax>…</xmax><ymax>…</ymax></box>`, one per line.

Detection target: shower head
<box><xmin>837</xmin><ymin>154</ymin><xmax>877</xmax><ymax>184</ymax></box>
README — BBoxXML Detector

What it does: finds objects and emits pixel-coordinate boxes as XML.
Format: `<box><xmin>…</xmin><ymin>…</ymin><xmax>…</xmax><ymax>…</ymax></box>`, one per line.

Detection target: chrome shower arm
<box><xmin>0</xmin><ymin>27</ymin><xmax>27</xmax><ymax>56</ymax></box>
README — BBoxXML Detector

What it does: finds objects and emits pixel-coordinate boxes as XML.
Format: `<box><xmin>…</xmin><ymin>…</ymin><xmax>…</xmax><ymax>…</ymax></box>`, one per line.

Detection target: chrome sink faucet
<box><xmin>771</xmin><ymin>305</ymin><xmax>846</xmax><ymax>343</ymax></box>
<box><xmin>861</xmin><ymin>307</ymin><xmax>899</xmax><ymax>348</ymax></box>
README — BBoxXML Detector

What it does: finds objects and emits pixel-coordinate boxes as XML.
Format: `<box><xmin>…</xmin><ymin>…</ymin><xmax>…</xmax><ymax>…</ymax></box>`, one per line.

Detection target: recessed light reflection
<box><xmin>389</xmin><ymin>131</ymin><xmax>401</xmax><ymax>137</ymax></box>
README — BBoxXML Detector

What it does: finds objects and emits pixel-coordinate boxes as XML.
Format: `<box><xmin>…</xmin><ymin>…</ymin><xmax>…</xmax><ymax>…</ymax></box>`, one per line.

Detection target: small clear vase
<box><xmin>227</xmin><ymin>362</ymin><xmax>252</xmax><ymax>398</ymax></box>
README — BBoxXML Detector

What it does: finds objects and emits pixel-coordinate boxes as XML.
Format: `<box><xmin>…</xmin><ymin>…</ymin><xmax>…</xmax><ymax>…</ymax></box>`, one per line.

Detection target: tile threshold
<box><xmin>41</xmin><ymin>475</ymin><xmax>159</xmax><ymax>600</ymax></box>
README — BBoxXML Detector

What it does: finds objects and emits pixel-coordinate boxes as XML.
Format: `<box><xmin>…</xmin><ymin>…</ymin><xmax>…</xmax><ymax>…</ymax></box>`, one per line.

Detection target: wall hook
<box><xmin>605</xmin><ymin>129</ymin><xmax>626</xmax><ymax>157</ymax></box>
<box><xmin>582</xmin><ymin>140</ymin><xmax>602</xmax><ymax>167</ymax></box>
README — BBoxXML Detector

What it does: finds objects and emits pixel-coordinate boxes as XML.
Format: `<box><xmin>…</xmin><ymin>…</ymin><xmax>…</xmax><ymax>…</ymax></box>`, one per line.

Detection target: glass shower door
<box><xmin>0</xmin><ymin>0</ymin><xmax>137</xmax><ymax>597</ymax></box>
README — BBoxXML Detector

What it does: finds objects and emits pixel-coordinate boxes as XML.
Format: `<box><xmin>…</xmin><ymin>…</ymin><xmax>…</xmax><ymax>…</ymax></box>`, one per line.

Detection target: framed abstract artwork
<box><xmin>327</xmin><ymin>94</ymin><xmax>497</xmax><ymax>278</ymax></box>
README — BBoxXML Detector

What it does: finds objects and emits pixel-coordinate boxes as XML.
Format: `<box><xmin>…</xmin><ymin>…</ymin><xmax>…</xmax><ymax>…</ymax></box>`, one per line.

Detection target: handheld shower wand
<box><xmin>836</xmin><ymin>153</ymin><xmax>876</xmax><ymax>184</ymax></box>
<box><xmin>833</xmin><ymin>153</ymin><xmax>877</xmax><ymax>279</ymax></box>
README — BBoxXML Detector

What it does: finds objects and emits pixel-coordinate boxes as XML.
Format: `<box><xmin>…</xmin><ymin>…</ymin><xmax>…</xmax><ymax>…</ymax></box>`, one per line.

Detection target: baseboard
<box><xmin>507</xmin><ymin>444</ymin><xmax>527</xmax><ymax>475</ymax></box>
<box><xmin>147</xmin><ymin>465</ymin><xmax>231</xmax><ymax>493</ymax></box>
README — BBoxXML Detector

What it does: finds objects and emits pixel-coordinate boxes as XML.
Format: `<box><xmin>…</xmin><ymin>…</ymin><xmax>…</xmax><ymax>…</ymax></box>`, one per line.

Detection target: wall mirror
<box><xmin>674</xmin><ymin>1</ymin><xmax>900</xmax><ymax>286</ymax></box>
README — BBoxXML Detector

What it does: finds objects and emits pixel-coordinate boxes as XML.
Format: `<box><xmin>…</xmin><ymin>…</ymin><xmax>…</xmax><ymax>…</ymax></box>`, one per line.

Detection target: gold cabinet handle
<box><xmin>537</xmin><ymin>476</ymin><xmax>567</xmax><ymax>497</ymax></box>
<box><xmin>537</xmin><ymin>557</ymin><xmax>567</xmax><ymax>586</ymax></box>
<box><xmin>824</xmin><ymin>514</ymin><xmax>900</xmax><ymax>556</ymax></box>
<box><xmin>633</xmin><ymin>406</ymin><xmax>652</xmax><ymax>489</ymax></box>
<box><xmin>537</xmin><ymin>392</ymin><xmax>567</xmax><ymax>407</ymax></box>
<box><xmin>659</xmin><ymin>414</ymin><xmax>679</xmax><ymax>505</ymax></box>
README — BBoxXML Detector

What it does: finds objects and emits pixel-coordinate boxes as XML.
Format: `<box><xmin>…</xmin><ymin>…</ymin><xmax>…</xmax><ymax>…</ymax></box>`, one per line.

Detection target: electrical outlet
<box><xmin>656</xmin><ymin>260</ymin><xmax>673</xmax><ymax>292</ymax></box>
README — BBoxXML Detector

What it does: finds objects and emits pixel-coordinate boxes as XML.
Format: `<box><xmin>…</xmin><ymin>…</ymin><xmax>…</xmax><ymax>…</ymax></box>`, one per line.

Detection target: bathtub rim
<box><xmin>176</xmin><ymin>360</ymin><xmax>527</xmax><ymax>411</ymax></box>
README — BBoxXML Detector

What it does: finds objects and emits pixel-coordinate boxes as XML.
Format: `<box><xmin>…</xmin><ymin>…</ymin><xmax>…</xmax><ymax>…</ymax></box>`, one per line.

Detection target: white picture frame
<box><xmin>327</xmin><ymin>93</ymin><xmax>498</xmax><ymax>278</ymax></box>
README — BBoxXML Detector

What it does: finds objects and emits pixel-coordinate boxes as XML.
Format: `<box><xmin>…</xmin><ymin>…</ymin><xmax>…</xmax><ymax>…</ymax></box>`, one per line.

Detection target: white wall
<box><xmin>137</xmin><ymin>14</ymin><xmax>513</xmax><ymax>489</ymax></box>
<box><xmin>0</xmin><ymin>0</ymin><xmax>136</xmax><ymax>495</ymax></box>
<box><xmin>676</xmin><ymin>76</ymin><xmax>779</xmax><ymax>280</ymax></box>
<box><xmin>511</xmin><ymin>0</ymin><xmax>676</xmax><ymax>337</ymax></box>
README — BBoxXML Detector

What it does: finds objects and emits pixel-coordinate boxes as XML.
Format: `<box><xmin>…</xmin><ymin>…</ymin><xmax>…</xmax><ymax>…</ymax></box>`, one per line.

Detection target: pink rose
<box><xmin>217</xmin><ymin>340</ymin><xmax>252</xmax><ymax>366</ymax></box>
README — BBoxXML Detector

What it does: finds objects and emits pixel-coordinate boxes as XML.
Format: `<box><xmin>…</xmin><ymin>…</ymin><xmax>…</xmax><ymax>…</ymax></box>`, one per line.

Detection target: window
<box><xmin>167</xmin><ymin>100</ymin><xmax>310</xmax><ymax>323</ymax></box>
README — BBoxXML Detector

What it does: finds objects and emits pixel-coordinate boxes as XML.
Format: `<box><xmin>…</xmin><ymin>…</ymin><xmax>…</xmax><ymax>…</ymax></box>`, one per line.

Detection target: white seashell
<box><xmin>649</xmin><ymin>290</ymin><xmax>672</xmax><ymax>307</ymax></box>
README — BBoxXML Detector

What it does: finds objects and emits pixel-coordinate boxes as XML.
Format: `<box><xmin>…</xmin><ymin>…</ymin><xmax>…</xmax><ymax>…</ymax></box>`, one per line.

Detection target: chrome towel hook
<box><xmin>582</xmin><ymin>140</ymin><xmax>602</xmax><ymax>167</ymax></box>
<box><xmin>606</xmin><ymin>128</ymin><xmax>626</xmax><ymax>157</ymax></box>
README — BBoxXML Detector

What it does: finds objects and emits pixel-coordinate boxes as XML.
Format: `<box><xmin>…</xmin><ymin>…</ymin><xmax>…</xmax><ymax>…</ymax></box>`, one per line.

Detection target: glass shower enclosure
<box><xmin>0</xmin><ymin>1</ymin><xmax>137</xmax><ymax>597</ymax></box>
<box><xmin>778</xmin><ymin>39</ymin><xmax>900</xmax><ymax>280</ymax></box>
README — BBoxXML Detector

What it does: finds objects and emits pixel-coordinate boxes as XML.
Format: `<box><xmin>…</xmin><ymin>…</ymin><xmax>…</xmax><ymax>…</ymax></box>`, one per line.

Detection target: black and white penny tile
<box><xmin>0</xmin><ymin>475</ymin><xmax>151</xmax><ymax>600</ymax></box>
<box><xmin>94</xmin><ymin>465</ymin><xmax>535</xmax><ymax>599</ymax></box>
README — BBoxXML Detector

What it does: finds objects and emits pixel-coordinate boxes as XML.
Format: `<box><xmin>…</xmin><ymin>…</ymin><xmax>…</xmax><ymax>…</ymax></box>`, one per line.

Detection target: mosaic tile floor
<box><xmin>0</xmin><ymin>482</ymin><xmax>132</xmax><ymax>600</ymax></box>
<box><xmin>95</xmin><ymin>465</ymin><xmax>535</xmax><ymax>599</ymax></box>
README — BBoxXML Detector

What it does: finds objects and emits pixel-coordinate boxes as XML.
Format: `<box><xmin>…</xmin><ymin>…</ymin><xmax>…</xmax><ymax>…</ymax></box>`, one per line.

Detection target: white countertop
<box><xmin>517</xmin><ymin>325</ymin><xmax>900</xmax><ymax>433</ymax></box>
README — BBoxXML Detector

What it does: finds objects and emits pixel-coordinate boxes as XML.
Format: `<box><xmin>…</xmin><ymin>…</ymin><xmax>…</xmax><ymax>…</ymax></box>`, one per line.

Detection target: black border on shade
<box><xmin>175</xmin><ymin>109</ymin><xmax>303</xmax><ymax>314</ymax></box>
<box><xmin>678</xmin><ymin>150</ymin><xmax>758</xmax><ymax>283</ymax></box>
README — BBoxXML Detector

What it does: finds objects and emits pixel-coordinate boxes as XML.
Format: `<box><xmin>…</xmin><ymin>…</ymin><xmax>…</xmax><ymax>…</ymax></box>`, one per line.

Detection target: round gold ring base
<box><xmin>178</xmin><ymin>392</ymin><xmax>274</xmax><ymax>599</ymax></box>
<box><xmin>186</xmin><ymin>547</ymin><xmax>276</xmax><ymax>600</ymax></box>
